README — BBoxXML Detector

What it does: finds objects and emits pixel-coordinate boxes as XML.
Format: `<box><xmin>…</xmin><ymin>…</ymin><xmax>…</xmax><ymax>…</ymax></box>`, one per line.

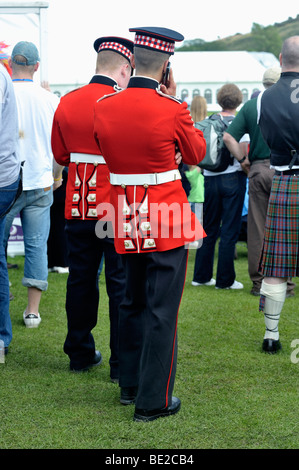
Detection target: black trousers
<box><xmin>48</xmin><ymin>168</ymin><xmax>68</xmax><ymax>268</ymax></box>
<box><xmin>119</xmin><ymin>245</ymin><xmax>189</xmax><ymax>410</ymax></box>
<box><xmin>64</xmin><ymin>220</ymin><xmax>125</xmax><ymax>378</ymax></box>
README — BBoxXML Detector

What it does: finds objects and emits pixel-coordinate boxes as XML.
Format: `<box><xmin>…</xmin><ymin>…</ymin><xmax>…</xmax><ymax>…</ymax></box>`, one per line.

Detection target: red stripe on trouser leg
<box><xmin>165</xmin><ymin>249</ymin><xmax>189</xmax><ymax>408</ymax></box>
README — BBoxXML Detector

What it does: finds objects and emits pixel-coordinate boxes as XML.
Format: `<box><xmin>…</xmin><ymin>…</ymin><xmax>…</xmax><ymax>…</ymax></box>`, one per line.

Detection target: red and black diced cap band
<box><xmin>93</xmin><ymin>36</ymin><xmax>134</xmax><ymax>61</ymax></box>
<box><xmin>129</xmin><ymin>27</ymin><xmax>184</xmax><ymax>55</ymax></box>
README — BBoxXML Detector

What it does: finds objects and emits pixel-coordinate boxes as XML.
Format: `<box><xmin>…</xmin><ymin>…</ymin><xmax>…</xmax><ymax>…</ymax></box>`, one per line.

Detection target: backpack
<box><xmin>194</xmin><ymin>113</ymin><xmax>234</xmax><ymax>172</ymax></box>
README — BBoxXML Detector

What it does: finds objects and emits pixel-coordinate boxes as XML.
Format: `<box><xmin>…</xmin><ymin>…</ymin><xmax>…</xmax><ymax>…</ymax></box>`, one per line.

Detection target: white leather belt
<box><xmin>70</xmin><ymin>153</ymin><xmax>106</xmax><ymax>164</ymax></box>
<box><xmin>110</xmin><ymin>169</ymin><xmax>181</xmax><ymax>186</ymax></box>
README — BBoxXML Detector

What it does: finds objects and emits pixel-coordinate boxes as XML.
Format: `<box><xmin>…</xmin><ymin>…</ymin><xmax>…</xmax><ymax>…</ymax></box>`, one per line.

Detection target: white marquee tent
<box><xmin>0</xmin><ymin>1</ymin><xmax>49</xmax><ymax>83</ymax></box>
<box><xmin>0</xmin><ymin>2</ymin><xmax>280</xmax><ymax>110</ymax></box>
<box><xmin>171</xmin><ymin>50</ymin><xmax>280</xmax><ymax>111</ymax></box>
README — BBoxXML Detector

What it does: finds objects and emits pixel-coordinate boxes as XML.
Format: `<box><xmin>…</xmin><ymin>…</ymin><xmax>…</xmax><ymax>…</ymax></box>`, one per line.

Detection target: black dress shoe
<box><xmin>110</xmin><ymin>367</ymin><xmax>119</xmax><ymax>384</ymax></box>
<box><xmin>7</xmin><ymin>262</ymin><xmax>18</xmax><ymax>269</ymax></box>
<box><xmin>70</xmin><ymin>350</ymin><xmax>103</xmax><ymax>372</ymax></box>
<box><xmin>133</xmin><ymin>396</ymin><xmax>181</xmax><ymax>422</ymax></box>
<box><xmin>250</xmin><ymin>288</ymin><xmax>260</xmax><ymax>296</ymax></box>
<box><xmin>262</xmin><ymin>338</ymin><xmax>282</xmax><ymax>354</ymax></box>
<box><xmin>286</xmin><ymin>291</ymin><xmax>295</xmax><ymax>298</ymax></box>
<box><xmin>120</xmin><ymin>386</ymin><xmax>138</xmax><ymax>405</ymax></box>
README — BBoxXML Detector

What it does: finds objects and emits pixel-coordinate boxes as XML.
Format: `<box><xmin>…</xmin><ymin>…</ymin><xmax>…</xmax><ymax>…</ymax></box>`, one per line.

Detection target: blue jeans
<box><xmin>193</xmin><ymin>171</ymin><xmax>246</xmax><ymax>288</ymax></box>
<box><xmin>0</xmin><ymin>177</ymin><xmax>20</xmax><ymax>347</ymax></box>
<box><xmin>4</xmin><ymin>188</ymin><xmax>53</xmax><ymax>291</ymax></box>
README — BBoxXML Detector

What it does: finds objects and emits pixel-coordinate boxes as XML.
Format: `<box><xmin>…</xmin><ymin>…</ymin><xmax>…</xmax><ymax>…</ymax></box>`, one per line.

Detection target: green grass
<box><xmin>1</xmin><ymin>243</ymin><xmax>299</xmax><ymax>449</ymax></box>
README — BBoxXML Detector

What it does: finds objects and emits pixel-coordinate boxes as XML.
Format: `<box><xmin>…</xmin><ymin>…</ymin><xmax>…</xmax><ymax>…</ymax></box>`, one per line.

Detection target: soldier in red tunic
<box><xmin>51</xmin><ymin>36</ymin><xmax>134</xmax><ymax>378</ymax></box>
<box><xmin>94</xmin><ymin>27</ymin><xmax>206</xmax><ymax>421</ymax></box>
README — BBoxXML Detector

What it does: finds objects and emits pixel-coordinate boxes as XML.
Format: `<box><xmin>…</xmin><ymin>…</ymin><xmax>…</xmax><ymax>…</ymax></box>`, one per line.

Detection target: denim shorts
<box><xmin>4</xmin><ymin>187</ymin><xmax>53</xmax><ymax>291</ymax></box>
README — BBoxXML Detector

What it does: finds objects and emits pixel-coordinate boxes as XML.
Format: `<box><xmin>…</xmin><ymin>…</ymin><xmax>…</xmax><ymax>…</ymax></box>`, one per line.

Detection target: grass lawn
<box><xmin>1</xmin><ymin>243</ymin><xmax>299</xmax><ymax>450</ymax></box>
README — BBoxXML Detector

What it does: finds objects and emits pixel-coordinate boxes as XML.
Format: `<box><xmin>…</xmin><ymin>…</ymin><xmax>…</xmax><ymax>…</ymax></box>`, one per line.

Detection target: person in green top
<box><xmin>185</xmin><ymin>165</ymin><xmax>204</xmax><ymax>206</ymax></box>
<box><xmin>185</xmin><ymin>165</ymin><xmax>204</xmax><ymax>248</ymax></box>
<box><xmin>223</xmin><ymin>67</ymin><xmax>295</xmax><ymax>298</ymax></box>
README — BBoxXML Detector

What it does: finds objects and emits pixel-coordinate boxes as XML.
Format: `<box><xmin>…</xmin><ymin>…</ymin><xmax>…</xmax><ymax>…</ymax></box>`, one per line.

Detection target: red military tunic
<box><xmin>93</xmin><ymin>76</ymin><xmax>206</xmax><ymax>254</ymax></box>
<box><xmin>51</xmin><ymin>75</ymin><xmax>120</xmax><ymax>220</ymax></box>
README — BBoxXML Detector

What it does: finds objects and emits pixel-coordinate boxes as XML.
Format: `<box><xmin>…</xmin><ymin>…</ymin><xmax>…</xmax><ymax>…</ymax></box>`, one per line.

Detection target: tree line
<box><xmin>178</xmin><ymin>16</ymin><xmax>299</xmax><ymax>58</ymax></box>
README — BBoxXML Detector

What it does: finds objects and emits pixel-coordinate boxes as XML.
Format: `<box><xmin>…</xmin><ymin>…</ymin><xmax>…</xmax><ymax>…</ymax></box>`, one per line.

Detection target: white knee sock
<box><xmin>260</xmin><ymin>281</ymin><xmax>287</xmax><ymax>341</ymax></box>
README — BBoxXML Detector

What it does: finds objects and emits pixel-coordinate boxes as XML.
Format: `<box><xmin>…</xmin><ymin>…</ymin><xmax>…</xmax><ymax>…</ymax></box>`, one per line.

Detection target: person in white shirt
<box><xmin>4</xmin><ymin>41</ymin><xmax>62</xmax><ymax>328</ymax></box>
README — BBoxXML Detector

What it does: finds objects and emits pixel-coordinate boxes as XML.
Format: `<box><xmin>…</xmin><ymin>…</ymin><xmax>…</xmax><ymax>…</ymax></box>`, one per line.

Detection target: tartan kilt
<box><xmin>259</xmin><ymin>175</ymin><xmax>299</xmax><ymax>278</ymax></box>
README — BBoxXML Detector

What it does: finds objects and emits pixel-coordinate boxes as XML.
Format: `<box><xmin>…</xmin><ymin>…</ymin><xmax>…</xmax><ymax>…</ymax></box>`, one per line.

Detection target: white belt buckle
<box><xmin>70</xmin><ymin>153</ymin><xmax>106</xmax><ymax>165</ymax></box>
<box><xmin>110</xmin><ymin>169</ymin><xmax>181</xmax><ymax>186</ymax></box>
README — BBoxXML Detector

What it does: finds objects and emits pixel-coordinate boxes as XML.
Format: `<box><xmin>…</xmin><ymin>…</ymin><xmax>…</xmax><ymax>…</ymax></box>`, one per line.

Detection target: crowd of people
<box><xmin>1</xmin><ymin>29</ymin><xmax>299</xmax><ymax>422</ymax></box>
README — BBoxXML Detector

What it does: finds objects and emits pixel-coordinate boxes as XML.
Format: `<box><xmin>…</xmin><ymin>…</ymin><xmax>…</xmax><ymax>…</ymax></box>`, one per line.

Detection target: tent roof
<box><xmin>171</xmin><ymin>50</ymin><xmax>280</xmax><ymax>84</ymax></box>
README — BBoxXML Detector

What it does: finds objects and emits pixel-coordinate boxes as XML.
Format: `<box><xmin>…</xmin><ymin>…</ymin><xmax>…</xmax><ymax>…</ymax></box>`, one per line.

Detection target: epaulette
<box><xmin>156</xmin><ymin>87</ymin><xmax>182</xmax><ymax>104</ymax></box>
<box><xmin>62</xmin><ymin>86</ymin><xmax>84</xmax><ymax>98</ymax></box>
<box><xmin>97</xmin><ymin>85</ymin><xmax>124</xmax><ymax>103</ymax></box>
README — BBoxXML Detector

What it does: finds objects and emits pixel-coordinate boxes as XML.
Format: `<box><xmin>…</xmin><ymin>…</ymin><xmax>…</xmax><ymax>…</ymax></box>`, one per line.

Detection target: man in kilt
<box><xmin>257</xmin><ymin>36</ymin><xmax>299</xmax><ymax>353</ymax></box>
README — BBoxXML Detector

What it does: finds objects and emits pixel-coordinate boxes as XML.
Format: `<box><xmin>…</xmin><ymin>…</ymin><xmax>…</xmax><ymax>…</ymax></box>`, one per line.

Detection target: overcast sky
<box><xmin>47</xmin><ymin>0</ymin><xmax>298</xmax><ymax>42</ymax></box>
<box><xmin>1</xmin><ymin>0</ymin><xmax>298</xmax><ymax>83</ymax></box>
<box><xmin>46</xmin><ymin>0</ymin><xmax>299</xmax><ymax>83</ymax></box>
